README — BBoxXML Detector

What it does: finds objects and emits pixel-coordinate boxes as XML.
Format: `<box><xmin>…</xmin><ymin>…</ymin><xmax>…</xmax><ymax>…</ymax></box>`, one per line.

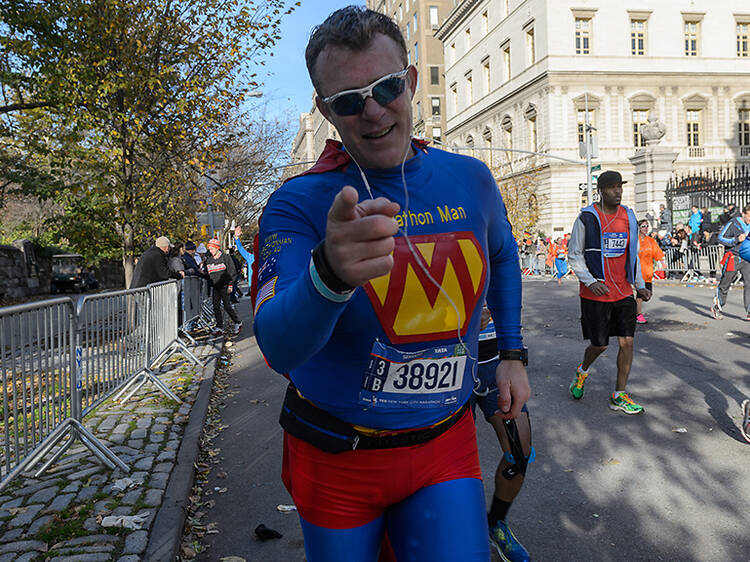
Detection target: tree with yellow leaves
<box><xmin>1</xmin><ymin>0</ymin><xmax>299</xmax><ymax>286</ymax></box>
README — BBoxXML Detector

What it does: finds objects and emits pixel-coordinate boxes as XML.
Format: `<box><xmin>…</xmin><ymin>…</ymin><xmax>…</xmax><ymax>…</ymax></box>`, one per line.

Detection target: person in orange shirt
<box><xmin>545</xmin><ymin>238</ymin><xmax>555</xmax><ymax>276</ymax></box>
<box><xmin>552</xmin><ymin>237</ymin><xmax>568</xmax><ymax>285</ymax></box>
<box><xmin>636</xmin><ymin>219</ymin><xmax>665</xmax><ymax>324</ymax></box>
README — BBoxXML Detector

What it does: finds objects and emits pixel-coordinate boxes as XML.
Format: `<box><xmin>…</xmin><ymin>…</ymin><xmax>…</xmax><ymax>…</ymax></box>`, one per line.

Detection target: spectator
<box><xmin>204</xmin><ymin>238</ymin><xmax>241</xmax><ymax>336</ymax></box>
<box><xmin>168</xmin><ymin>243</ymin><xmax>186</xmax><ymax>326</ymax></box>
<box><xmin>719</xmin><ymin>204</ymin><xmax>739</xmax><ymax>226</ymax></box>
<box><xmin>636</xmin><ymin>219</ymin><xmax>664</xmax><ymax>324</ymax></box>
<box><xmin>130</xmin><ymin>236</ymin><xmax>183</xmax><ymax>289</ymax></box>
<box><xmin>658</xmin><ymin>203</ymin><xmax>672</xmax><ymax>235</ymax></box>
<box><xmin>196</xmin><ymin>243</ymin><xmax>207</xmax><ymax>267</ymax></box>
<box><xmin>168</xmin><ymin>243</ymin><xmax>185</xmax><ymax>276</ymax></box>
<box><xmin>688</xmin><ymin>206</ymin><xmax>702</xmax><ymax>241</ymax></box>
<box><xmin>182</xmin><ymin>241</ymin><xmax>203</xmax><ymax>277</ymax></box>
<box><xmin>228</xmin><ymin>248</ymin><xmax>243</xmax><ymax>303</ymax></box>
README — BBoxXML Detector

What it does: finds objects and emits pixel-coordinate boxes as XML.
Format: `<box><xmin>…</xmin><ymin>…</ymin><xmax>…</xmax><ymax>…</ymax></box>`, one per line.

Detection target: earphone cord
<box><xmin>351</xmin><ymin>140</ymin><xmax>479</xmax><ymax>384</ymax></box>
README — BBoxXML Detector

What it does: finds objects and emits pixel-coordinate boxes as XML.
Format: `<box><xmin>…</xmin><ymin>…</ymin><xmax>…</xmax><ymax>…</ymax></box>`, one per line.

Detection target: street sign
<box><xmin>590</xmin><ymin>164</ymin><xmax>601</xmax><ymax>172</ymax></box>
<box><xmin>592</xmin><ymin>174</ymin><xmax>599</xmax><ymax>182</ymax></box>
<box><xmin>196</xmin><ymin>212</ymin><xmax>225</xmax><ymax>231</ymax></box>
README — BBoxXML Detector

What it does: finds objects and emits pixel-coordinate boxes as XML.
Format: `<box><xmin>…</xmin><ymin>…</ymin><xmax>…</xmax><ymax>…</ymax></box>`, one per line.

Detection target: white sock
<box><xmin>578</xmin><ymin>364</ymin><xmax>589</xmax><ymax>375</ymax></box>
<box><xmin>613</xmin><ymin>390</ymin><xmax>624</xmax><ymax>399</ymax></box>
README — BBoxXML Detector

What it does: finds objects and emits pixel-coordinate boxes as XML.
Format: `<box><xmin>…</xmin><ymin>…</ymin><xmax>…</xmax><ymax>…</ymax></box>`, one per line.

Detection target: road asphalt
<box><xmin>194</xmin><ymin>277</ymin><xmax>750</xmax><ymax>562</ymax></box>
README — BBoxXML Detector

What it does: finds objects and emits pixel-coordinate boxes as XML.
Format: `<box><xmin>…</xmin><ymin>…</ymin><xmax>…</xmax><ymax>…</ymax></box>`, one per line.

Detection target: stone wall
<box><xmin>0</xmin><ymin>244</ymin><xmax>30</xmax><ymax>301</ymax></box>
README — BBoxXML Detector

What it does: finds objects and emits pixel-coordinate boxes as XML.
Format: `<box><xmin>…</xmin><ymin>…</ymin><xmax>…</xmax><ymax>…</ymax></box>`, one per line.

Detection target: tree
<box><xmin>207</xmin><ymin>107</ymin><xmax>293</xmax><ymax>244</ymax></box>
<box><xmin>489</xmin><ymin>153</ymin><xmax>544</xmax><ymax>241</ymax></box>
<box><xmin>0</xmin><ymin>0</ymin><xmax>298</xmax><ymax>286</ymax></box>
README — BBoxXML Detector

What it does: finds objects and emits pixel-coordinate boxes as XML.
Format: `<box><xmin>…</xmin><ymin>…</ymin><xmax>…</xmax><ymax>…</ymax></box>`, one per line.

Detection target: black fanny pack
<box><xmin>278</xmin><ymin>383</ymin><xmax>467</xmax><ymax>454</ymax></box>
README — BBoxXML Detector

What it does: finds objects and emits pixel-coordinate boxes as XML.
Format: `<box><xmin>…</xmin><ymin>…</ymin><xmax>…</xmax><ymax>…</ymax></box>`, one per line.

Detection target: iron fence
<box><xmin>666</xmin><ymin>165</ymin><xmax>750</xmax><ymax>227</ymax></box>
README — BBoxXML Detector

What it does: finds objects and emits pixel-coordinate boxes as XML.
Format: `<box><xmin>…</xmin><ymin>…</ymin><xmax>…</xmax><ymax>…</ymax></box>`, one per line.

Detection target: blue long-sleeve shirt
<box><xmin>234</xmin><ymin>237</ymin><xmax>254</xmax><ymax>268</ymax></box>
<box><xmin>253</xmin><ymin>144</ymin><xmax>522</xmax><ymax>430</ymax></box>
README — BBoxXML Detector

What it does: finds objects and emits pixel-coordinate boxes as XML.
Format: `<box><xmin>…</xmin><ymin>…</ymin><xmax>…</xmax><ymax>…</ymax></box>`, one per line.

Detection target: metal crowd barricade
<box><xmin>180</xmin><ymin>275</ymin><xmax>204</xmax><ymax>345</ymax></box>
<box><xmin>662</xmin><ymin>245</ymin><xmax>726</xmax><ymax>281</ymax></box>
<box><xmin>77</xmin><ymin>288</ymin><xmax>150</xmax><ymax>416</ymax></box>
<box><xmin>0</xmin><ymin>298</ymin><xmax>128</xmax><ymax>492</ymax></box>
<box><xmin>0</xmin><ymin>276</ymin><xmax>217</xmax><ymax>491</ymax></box>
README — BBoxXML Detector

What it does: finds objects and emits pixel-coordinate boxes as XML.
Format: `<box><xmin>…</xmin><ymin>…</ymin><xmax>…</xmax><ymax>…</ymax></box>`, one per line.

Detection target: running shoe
<box><xmin>233</xmin><ymin>321</ymin><xmax>242</xmax><ymax>336</ymax></box>
<box><xmin>489</xmin><ymin>520</ymin><xmax>530</xmax><ymax>562</ymax></box>
<box><xmin>741</xmin><ymin>399</ymin><xmax>750</xmax><ymax>444</ymax></box>
<box><xmin>636</xmin><ymin>313</ymin><xmax>647</xmax><ymax>324</ymax></box>
<box><xmin>569</xmin><ymin>365</ymin><xmax>588</xmax><ymax>400</ymax></box>
<box><xmin>609</xmin><ymin>392</ymin><xmax>644</xmax><ymax>415</ymax></box>
<box><xmin>210</xmin><ymin>328</ymin><xmax>224</xmax><ymax>337</ymax></box>
<box><xmin>710</xmin><ymin>297</ymin><xmax>723</xmax><ymax>320</ymax></box>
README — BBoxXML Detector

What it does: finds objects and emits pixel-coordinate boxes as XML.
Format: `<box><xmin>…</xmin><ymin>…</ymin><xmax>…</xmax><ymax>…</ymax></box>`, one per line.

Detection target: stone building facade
<box><xmin>367</xmin><ymin>0</ymin><xmax>454</xmax><ymax>142</ymax></box>
<box><xmin>437</xmin><ymin>0</ymin><xmax>750</xmax><ymax>235</ymax></box>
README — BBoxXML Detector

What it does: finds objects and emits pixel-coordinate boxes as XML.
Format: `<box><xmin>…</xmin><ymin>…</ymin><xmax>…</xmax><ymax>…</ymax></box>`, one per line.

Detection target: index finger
<box><xmin>328</xmin><ymin>186</ymin><xmax>360</xmax><ymax>223</ymax></box>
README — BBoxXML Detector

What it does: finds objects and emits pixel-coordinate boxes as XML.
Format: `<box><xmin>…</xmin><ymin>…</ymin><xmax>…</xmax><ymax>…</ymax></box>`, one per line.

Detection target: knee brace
<box><xmin>500</xmin><ymin>417</ymin><xmax>535</xmax><ymax>480</ymax></box>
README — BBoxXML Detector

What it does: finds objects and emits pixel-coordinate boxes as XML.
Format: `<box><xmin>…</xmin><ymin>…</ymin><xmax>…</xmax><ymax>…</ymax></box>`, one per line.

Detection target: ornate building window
<box><xmin>526</xmin><ymin>27</ymin><xmax>535</xmax><ymax>66</ymax></box>
<box><xmin>739</xmin><ymin>109</ymin><xmax>750</xmax><ymax>155</ymax></box>
<box><xmin>738</xmin><ymin>23</ymin><xmax>749</xmax><ymax>57</ymax></box>
<box><xmin>501</xmin><ymin>115</ymin><xmax>513</xmax><ymax>160</ymax></box>
<box><xmin>631</xmin><ymin>20</ymin><xmax>646</xmax><ymax>56</ymax></box>
<box><xmin>502</xmin><ymin>43</ymin><xmax>511</xmax><ymax>82</ymax></box>
<box><xmin>575</xmin><ymin>18</ymin><xmax>591</xmax><ymax>55</ymax></box>
<box><xmin>686</xmin><ymin>110</ymin><xmax>702</xmax><ymax>157</ymax></box>
<box><xmin>684</xmin><ymin>21</ymin><xmax>699</xmax><ymax>56</ymax></box>
<box><xmin>482</xmin><ymin>57</ymin><xmax>491</xmax><ymax>95</ymax></box>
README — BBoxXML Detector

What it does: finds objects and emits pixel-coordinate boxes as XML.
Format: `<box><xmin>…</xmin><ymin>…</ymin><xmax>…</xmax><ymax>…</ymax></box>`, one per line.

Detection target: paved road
<box><xmin>197</xmin><ymin>278</ymin><xmax>750</xmax><ymax>562</ymax></box>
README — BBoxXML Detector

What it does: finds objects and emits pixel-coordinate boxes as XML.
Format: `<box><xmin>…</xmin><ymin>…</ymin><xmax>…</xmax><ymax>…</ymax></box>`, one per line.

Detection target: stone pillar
<box><xmin>628</xmin><ymin>146</ymin><xmax>678</xmax><ymax>224</ymax></box>
<box><xmin>628</xmin><ymin>114</ymin><xmax>678</xmax><ymax>225</ymax></box>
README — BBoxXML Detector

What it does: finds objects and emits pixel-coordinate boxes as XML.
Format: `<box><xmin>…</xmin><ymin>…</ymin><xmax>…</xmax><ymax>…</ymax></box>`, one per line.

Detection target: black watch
<box><xmin>498</xmin><ymin>348</ymin><xmax>528</xmax><ymax>366</ymax></box>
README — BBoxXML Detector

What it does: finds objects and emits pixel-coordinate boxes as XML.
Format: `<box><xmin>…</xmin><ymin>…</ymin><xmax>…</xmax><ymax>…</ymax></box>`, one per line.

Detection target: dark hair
<box><xmin>305</xmin><ymin>6</ymin><xmax>408</xmax><ymax>94</ymax></box>
<box><xmin>744</xmin><ymin>204</ymin><xmax>750</xmax><ymax>213</ymax></box>
<box><xmin>168</xmin><ymin>243</ymin><xmax>183</xmax><ymax>258</ymax></box>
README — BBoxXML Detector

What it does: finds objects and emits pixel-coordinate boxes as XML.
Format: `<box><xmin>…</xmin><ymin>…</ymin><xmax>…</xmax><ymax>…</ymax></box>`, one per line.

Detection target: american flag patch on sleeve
<box><xmin>255</xmin><ymin>276</ymin><xmax>277</xmax><ymax>313</ymax></box>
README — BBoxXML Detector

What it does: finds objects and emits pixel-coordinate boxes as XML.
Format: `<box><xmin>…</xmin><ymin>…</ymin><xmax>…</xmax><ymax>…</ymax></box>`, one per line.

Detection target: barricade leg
<box><xmin>118</xmin><ymin>368</ymin><xmax>181</xmax><ymax>404</ymax></box>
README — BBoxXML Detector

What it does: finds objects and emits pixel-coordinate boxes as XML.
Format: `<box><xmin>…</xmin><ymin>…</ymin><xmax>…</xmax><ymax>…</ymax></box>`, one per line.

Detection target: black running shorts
<box><xmin>580</xmin><ymin>296</ymin><xmax>636</xmax><ymax>347</ymax></box>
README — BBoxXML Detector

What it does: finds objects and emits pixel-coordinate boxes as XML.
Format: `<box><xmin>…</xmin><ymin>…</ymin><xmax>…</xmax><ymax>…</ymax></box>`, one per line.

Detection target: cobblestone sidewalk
<box><xmin>0</xmin><ymin>342</ymin><xmax>217</xmax><ymax>562</ymax></box>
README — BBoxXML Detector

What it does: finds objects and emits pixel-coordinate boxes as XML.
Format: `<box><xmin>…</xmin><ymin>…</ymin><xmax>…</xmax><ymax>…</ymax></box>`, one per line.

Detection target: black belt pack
<box><xmin>278</xmin><ymin>384</ymin><xmax>467</xmax><ymax>454</ymax></box>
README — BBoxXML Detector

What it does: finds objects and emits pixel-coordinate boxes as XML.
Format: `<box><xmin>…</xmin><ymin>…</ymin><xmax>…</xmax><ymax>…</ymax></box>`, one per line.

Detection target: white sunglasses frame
<box><xmin>321</xmin><ymin>67</ymin><xmax>411</xmax><ymax>110</ymax></box>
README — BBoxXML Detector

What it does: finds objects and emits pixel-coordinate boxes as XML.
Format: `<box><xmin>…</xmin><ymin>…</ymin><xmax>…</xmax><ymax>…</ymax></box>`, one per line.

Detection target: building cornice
<box><xmin>446</xmin><ymin>71</ymin><xmax>549</xmax><ymax>136</ymax></box>
<box><xmin>435</xmin><ymin>0</ymin><xmax>482</xmax><ymax>41</ymax></box>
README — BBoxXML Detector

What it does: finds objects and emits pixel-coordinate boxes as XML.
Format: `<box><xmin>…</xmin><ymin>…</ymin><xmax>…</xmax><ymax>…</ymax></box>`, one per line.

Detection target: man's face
<box><xmin>157</xmin><ymin>244</ymin><xmax>169</xmax><ymax>254</ymax></box>
<box><xmin>314</xmin><ymin>33</ymin><xmax>416</xmax><ymax>169</ymax></box>
<box><xmin>742</xmin><ymin>210</ymin><xmax>750</xmax><ymax>223</ymax></box>
<box><xmin>209</xmin><ymin>247</ymin><xmax>220</xmax><ymax>257</ymax></box>
<box><xmin>599</xmin><ymin>183</ymin><xmax>622</xmax><ymax>208</ymax></box>
<box><xmin>186</xmin><ymin>249</ymin><xmax>196</xmax><ymax>256</ymax></box>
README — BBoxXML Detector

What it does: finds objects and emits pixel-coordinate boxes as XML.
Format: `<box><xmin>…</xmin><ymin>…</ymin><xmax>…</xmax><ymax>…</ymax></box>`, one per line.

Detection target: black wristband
<box><xmin>312</xmin><ymin>240</ymin><xmax>356</xmax><ymax>294</ymax></box>
<box><xmin>498</xmin><ymin>348</ymin><xmax>528</xmax><ymax>366</ymax></box>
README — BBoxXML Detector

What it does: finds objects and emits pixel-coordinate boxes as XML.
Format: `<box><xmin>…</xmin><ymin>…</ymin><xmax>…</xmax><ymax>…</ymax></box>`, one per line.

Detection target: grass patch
<box><xmin>35</xmin><ymin>501</ymin><xmax>95</xmax><ymax>543</ymax></box>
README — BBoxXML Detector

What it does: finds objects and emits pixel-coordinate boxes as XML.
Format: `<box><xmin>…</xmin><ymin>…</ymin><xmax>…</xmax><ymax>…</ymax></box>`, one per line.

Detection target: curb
<box><xmin>144</xmin><ymin>350</ymin><xmax>219</xmax><ymax>562</ymax></box>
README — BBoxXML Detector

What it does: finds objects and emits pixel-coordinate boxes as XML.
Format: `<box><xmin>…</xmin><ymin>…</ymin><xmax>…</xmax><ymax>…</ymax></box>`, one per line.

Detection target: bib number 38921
<box><xmin>359</xmin><ymin>341</ymin><xmax>467</xmax><ymax>409</ymax></box>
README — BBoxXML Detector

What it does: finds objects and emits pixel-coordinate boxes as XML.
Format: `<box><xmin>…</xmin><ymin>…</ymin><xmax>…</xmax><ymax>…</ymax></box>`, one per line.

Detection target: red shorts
<box><xmin>281</xmin><ymin>408</ymin><xmax>481</xmax><ymax>529</ymax></box>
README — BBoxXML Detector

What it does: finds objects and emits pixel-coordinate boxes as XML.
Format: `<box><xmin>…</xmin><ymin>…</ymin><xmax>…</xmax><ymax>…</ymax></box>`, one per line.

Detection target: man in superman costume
<box><xmin>252</xmin><ymin>7</ymin><xmax>529</xmax><ymax>561</ymax></box>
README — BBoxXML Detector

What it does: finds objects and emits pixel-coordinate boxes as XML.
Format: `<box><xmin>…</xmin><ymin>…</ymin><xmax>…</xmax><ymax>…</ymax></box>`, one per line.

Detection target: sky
<box><xmin>258</xmin><ymin>0</ymin><xmax>363</xmax><ymax>133</ymax></box>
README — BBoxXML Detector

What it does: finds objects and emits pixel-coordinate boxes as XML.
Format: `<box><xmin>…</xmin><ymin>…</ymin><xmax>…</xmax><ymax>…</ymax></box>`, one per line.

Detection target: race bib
<box><xmin>359</xmin><ymin>340</ymin><xmax>467</xmax><ymax>409</ymax></box>
<box><xmin>602</xmin><ymin>232</ymin><xmax>627</xmax><ymax>258</ymax></box>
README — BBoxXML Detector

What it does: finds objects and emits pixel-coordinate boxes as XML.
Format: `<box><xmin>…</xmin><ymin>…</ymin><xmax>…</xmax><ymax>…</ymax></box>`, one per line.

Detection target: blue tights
<box><xmin>299</xmin><ymin>478</ymin><xmax>490</xmax><ymax>562</ymax></box>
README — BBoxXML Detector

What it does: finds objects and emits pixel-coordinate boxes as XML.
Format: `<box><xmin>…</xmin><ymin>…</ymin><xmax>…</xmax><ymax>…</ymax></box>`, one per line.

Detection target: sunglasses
<box><xmin>639</xmin><ymin>224</ymin><xmax>649</xmax><ymax>229</ymax></box>
<box><xmin>321</xmin><ymin>68</ymin><xmax>410</xmax><ymax>116</ymax></box>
